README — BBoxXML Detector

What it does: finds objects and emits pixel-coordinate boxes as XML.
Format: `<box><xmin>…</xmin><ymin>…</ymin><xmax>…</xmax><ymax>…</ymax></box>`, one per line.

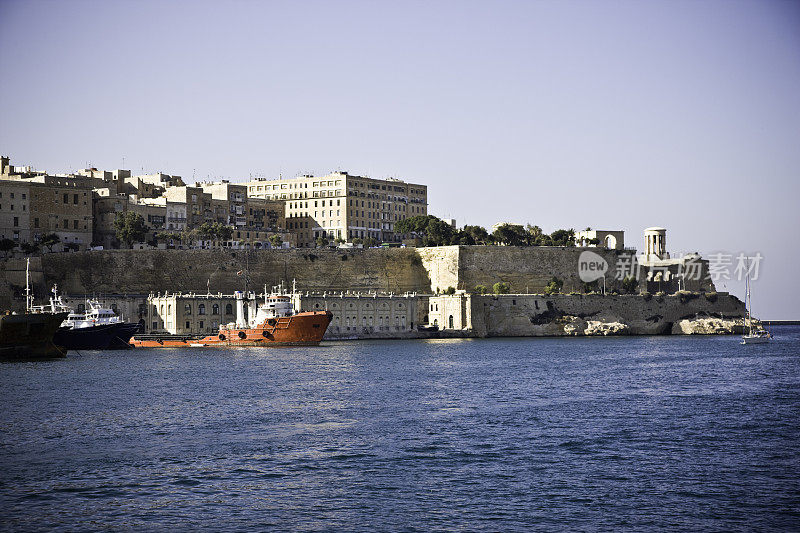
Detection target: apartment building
<box><xmin>162</xmin><ymin>185</ymin><xmax>213</xmax><ymax>227</ymax></box>
<box><xmin>0</xmin><ymin>179</ymin><xmax>31</xmax><ymax>243</ymax></box>
<box><xmin>0</xmin><ymin>172</ymin><xmax>94</xmax><ymax>250</ymax></box>
<box><xmin>244</xmin><ymin>171</ymin><xmax>427</xmax><ymax>247</ymax></box>
<box><xmin>198</xmin><ymin>181</ymin><xmax>247</xmax><ymax>227</ymax></box>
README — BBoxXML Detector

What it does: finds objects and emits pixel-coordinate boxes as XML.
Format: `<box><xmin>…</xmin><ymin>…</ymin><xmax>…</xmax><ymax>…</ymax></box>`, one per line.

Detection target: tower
<box><xmin>643</xmin><ymin>227</ymin><xmax>668</xmax><ymax>260</ymax></box>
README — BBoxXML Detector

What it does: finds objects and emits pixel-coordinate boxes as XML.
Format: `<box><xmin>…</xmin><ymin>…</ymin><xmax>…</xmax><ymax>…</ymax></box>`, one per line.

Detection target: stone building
<box><xmin>244</xmin><ymin>171</ymin><xmax>428</xmax><ymax>247</ymax></box>
<box><xmin>146</xmin><ymin>292</ymin><xmax>237</xmax><ymax>334</ymax></box>
<box><xmin>198</xmin><ymin>181</ymin><xmax>247</xmax><ymax>228</ymax></box>
<box><xmin>293</xmin><ymin>291</ymin><xmax>428</xmax><ymax>339</ymax></box>
<box><xmin>575</xmin><ymin>229</ymin><xmax>625</xmax><ymax>249</ymax></box>
<box><xmin>0</xmin><ymin>178</ymin><xmax>31</xmax><ymax>244</ymax></box>
<box><xmin>162</xmin><ymin>185</ymin><xmax>213</xmax><ymax>227</ymax></box>
<box><xmin>0</xmin><ymin>172</ymin><xmax>94</xmax><ymax>251</ymax></box>
<box><xmin>143</xmin><ymin>290</ymin><xmax>428</xmax><ymax>338</ymax></box>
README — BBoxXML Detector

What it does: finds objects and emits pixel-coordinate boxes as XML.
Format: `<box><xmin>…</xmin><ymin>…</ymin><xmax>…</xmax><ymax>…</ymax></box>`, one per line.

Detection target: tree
<box><xmin>425</xmin><ymin>218</ymin><xmax>454</xmax><ymax>246</ymax></box>
<box><xmin>40</xmin><ymin>233</ymin><xmax>61</xmax><ymax>252</ymax></box>
<box><xmin>396</xmin><ymin>215</ymin><xmax>455</xmax><ymax>246</ymax></box>
<box><xmin>443</xmin><ymin>286</ymin><xmax>456</xmax><ymax>295</ymax></box>
<box><xmin>463</xmin><ymin>225</ymin><xmax>490</xmax><ymax>245</ymax></box>
<box><xmin>492</xmin><ymin>224</ymin><xmax>527</xmax><ymax>246</ymax></box>
<box><xmin>622</xmin><ymin>275</ymin><xmax>638</xmax><ymax>294</ymax></box>
<box><xmin>544</xmin><ymin>276</ymin><xmax>563</xmax><ymax>295</ymax></box>
<box><xmin>216</xmin><ymin>223</ymin><xmax>233</xmax><ymax>241</ymax></box>
<box><xmin>269</xmin><ymin>234</ymin><xmax>283</xmax><ymax>248</ymax></box>
<box><xmin>550</xmin><ymin>229</ymin><xmax>575</xmax><ymax>247</ymax></box>
<box><xmin>0</xmin><ymin>238</ymin><xmax>16</xmax><ymax>256</ymax></box>
<box><xmin>20</xmin><ymin>241</ymin><xmax>39</xmax><ymax>255</ymax></box>
<box><xmin>363</xmin><ymin>237</ymin><xmax>379</xmax><ymax>248</ymax></box>
<box><xmin>180</xmin><ymin>227</ymin><xmax>199</xmax><ymax>247</ymax></box>
<box><xmin>352</xmin><ymin>238</ymin><xmax>363</xmax><ymax>245</ymax></box>
<box><xmin>493</xmin><ymin>282</ymin><xmax>511</xmax><ymax>294</ymax></box>
<box><xmin>474</xmin><ymin>284</ymin><xmax>488</xmax><ymax>294</ymax></box>
<box><xmin>113</xmin><ymin>212</ymin><xmax>148</xmax><ymax>247</ymax></box>
<box><xmin>316</xmin><ymin>236</ymin><xmax>329</xmax><ymax>248</ymax></box>
<box><xmin>525</xmin><ymin>225</ymin><xmax>544</xmax><ymax>245</ymax></box>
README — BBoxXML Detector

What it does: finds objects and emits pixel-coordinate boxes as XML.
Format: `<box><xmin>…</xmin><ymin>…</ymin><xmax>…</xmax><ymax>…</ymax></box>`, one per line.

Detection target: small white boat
<box><xmin>741</xmin><ymin>331</ymin><xmax>771</xmax><ymax>344</ymax></box>
<box><xmin>740</xmin><ymin>260</ymin><xmax>771</xmax><ymax>345</ymax></box>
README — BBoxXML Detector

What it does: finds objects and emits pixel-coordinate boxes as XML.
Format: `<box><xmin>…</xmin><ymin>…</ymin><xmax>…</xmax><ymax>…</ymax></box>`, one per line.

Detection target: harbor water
<box><xmin>2</xmin><ymin>328</ymin><xmax>799</xmax><ymax>530</ymax></box>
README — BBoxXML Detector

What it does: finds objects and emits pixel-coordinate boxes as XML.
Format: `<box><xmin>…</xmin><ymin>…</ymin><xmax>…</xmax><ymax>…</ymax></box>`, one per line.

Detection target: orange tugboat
<box><xmin>131</xmin><ymin>287</ymin><xmax>332</xmax><ymax>348</ymax></box>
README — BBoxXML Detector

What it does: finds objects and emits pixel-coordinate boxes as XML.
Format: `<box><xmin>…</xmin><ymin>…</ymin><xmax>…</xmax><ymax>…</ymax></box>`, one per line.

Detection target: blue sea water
<box><xmin>1</xmin><ymin>328</ymin><xmax>799</xmax><ymax>531</ymax></box>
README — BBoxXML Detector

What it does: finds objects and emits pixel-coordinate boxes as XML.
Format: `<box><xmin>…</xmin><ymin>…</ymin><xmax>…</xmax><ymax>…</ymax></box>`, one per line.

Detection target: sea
<box><xmin>2</xmin><ymin>327</ymin><xmax>799</xmax><ymax>531</ymax></box>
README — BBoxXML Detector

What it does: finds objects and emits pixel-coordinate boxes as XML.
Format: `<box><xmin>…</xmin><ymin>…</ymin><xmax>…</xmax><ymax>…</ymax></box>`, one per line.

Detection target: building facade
<box><xmin>0</xmin><ymin>179</ymin><xmax>31</xmax><ymax>244</ymax></box>
<box><xmin>245</xmin><ymin>171</ymin><xmax>428</xmax><ymax>247</ymax></box>
<box><xmin>1</xmin><ymin>173</ymin><xmax>94</xmax><ymax>250</ymax></box>
<box><xmin>144</xmin><ymin>290</ymin><xmax>428</xmax><ymax>338</ymax></box>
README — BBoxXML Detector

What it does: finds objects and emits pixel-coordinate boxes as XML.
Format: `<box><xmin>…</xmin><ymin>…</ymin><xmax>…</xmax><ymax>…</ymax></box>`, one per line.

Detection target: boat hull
<box><xmin>741</xmin><ymin>335</ymin><xmax>770</xmax><ymax>345</ymax></box>
<box><xmin>130</xmin><ymin>311</ymin><xmax>333</xmax><ymax>348</ymax></box>
<box><xmin>0</xmin><ymin>312</ymin><xmax>69</xmax><ymax>360</ymax></box>
<box><xmin>53</xmin><ymin>322</ymin><xmax>141</xmax><ymax>350</ymax></box>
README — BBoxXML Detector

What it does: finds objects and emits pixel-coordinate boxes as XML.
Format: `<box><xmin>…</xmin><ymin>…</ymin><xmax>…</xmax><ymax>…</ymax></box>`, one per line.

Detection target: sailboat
<box><xmin>741</xmin><ymin>260</ymin><xmax>771</xmax><ymax>345</ymax></box>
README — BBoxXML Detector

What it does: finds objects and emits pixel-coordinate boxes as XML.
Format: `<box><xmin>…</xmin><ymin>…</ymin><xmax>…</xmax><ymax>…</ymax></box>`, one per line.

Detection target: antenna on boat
<box><xmin>25</xmin><ymin>258</ymin><xmax>32</xmax><ymax>312</ymax></box>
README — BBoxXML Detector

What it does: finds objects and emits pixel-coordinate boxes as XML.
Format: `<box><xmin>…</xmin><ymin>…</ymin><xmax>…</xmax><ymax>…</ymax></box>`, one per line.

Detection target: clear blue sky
<box><xmin>1</xmin><ymin>0</ymin><xmax>798</xmax><ymax>318</ymax></box>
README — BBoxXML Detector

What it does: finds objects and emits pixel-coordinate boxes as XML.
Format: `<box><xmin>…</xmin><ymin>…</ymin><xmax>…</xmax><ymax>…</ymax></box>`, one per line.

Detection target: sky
<box><xmin>1</xmin><ymin>0</ymin><xmax>798</xmax><ymax>318</ymax></box>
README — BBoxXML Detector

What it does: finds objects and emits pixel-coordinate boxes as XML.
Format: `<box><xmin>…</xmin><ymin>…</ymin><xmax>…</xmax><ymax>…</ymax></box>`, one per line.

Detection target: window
<box><xmin>186</xmin><ymin>321</ymin><xmax>190</xmax><ymax>329</ymax></box>
<box><xmin>198</xmin><ymin>303</ymin><xmax>206</xmax><ymax>315</ymax></box>
<box><xmin>63</xmin><ymin>193</ymin><xmax>68</xmax><ymax>203</ymax></box>
<box><xmin>13</xmin><ymin>217</ymin><xmax>18</xmax><ymax>227</ymax></box>
<box><xmin>73</xmin><ymin>220</ymin><xmax>78</xmax><ymax>229</ymax></box>
<box><xmin>73</xmin><ymin>194</ymin><xmax>78</xmax><ymax>204</ymax></box>
<box><xmin>212</xmin><ymin>304</ymin><xmax>219</xmax><ymax>315</ymax></box>
<box><xmin>199</xmin><ymin>320</ymin><xmax>204</xmax><ymax>329</ymax></box>
<box><xmin>185</xmin><ymin>304</ymin><xmax>192</xmax><ymax>315</ymax></box>
<box><xmin>225</xmin><ymin>303</ymin><xmax>233</xmax><ymax>315</ymax></box>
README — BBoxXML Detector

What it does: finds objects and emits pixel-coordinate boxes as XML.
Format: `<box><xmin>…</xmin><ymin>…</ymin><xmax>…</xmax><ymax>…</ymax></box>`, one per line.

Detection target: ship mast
<box><xmin>25</xmin><ymin>258</ymin><xmax>32</xmax><ymax>312</ymax></box>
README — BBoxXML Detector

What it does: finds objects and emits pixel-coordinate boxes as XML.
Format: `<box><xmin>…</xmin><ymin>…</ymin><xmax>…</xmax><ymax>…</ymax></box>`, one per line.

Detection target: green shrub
<box><xmin>621</xmin><ymin>275</ymin><xmax>638</xmax><ymax>294</ymax></box>
<box><xmin>493</xmin><ymin>282</ymin><xmax>511</xmax><ymax>294</ymax></box>
<box><xmin>474</xmin><ymin>284</ymin><xmax>488</xmax><ymax>295</ymax></box>
<box><xmin>544</xmin><ymin>276</ymin><xmax>563</xmax><ymax>295</ymax></box>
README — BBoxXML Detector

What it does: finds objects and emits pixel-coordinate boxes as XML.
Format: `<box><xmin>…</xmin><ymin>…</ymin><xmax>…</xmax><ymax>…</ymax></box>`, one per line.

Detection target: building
<box><xmin>144</xmin><ymin>290</ymin><xmax>427</xmax><ymax>338</ymax></box>
<box><xmin>0</xmin><ymin>178</ymin><xmax>31</xmax><ymax>244</ymax></box>
<box><xmin>162</xmin><ymin>185</ymin><xmax>213</xmax><ymax>227</ymax></box>
<box><xmin>245</xmin><ymin>171</ymin><xmax>427</xmax><ymax>247</ymax></box>
<box><xmin>1</xmin><ymin>167</ymin><xmax>94</xmax><ymax>251</ymax></box>
<box><xmin>146</xmin><ymin>292</ymin><xmax>238</xmax><ymax>334</ymax></box>
<box><xmin>293</xmin><ymin>291</ymin><xmax>427</xmax><ymax>338</ymax></box>
<box><xmin>575</xmin><ymin>229</ymin><xmax>625</xmax><ymax>249</ymax></box>
<box><xmin>635</xmin><ymin>227</ymin><xmax>713</xmax><ymax>293</ymax></box>
<box><xmin>198</xmin><ymin>181</ymin><xmax>247</xmax><ymax>227</ymax></box>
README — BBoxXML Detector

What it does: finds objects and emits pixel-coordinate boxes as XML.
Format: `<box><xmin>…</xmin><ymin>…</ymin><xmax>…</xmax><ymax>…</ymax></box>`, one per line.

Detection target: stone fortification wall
<box><xmin>0</xmin><ymin>248</ymin><xmax>431</xmax><ymax>311</ymax></box>
<box><xmin>1</xmin><ymin>246</ymin><xmax>714</xmax><ymax>315</ymax></box>
<box><xmin>418</xmin><ymin>245</ymin><xmax>626</xmax><ymax>294</ymax></box>
<box><xmin>430</xmin><ymin>292</ymin><xmax>745</xmax><ymax>337</ymax></box>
